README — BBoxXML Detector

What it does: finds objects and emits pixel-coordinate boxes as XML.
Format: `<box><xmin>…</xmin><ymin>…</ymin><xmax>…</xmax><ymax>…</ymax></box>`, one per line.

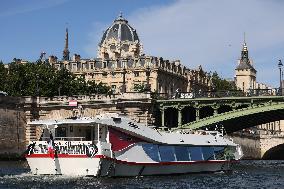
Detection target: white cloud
<box><xmin>86</xmin><ymin>0</ymin><xmax>284</xmax><ymax>87</ymax></box>
<box><xmin>0</xmin><ymin>0</ymin><xmax>68</xmax><ymax>17</ymax></box>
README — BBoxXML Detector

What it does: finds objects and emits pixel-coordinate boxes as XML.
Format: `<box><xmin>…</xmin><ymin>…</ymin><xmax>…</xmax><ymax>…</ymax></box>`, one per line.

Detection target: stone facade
<box><xmin>0</xmin><ymin>97</ymin><xmax>26</xmax><ymax>159</ymax></box>
<box><xmin>46</xmin><ymin>14</ymin><xmax>210</xmax><ymax>95</ymax></box>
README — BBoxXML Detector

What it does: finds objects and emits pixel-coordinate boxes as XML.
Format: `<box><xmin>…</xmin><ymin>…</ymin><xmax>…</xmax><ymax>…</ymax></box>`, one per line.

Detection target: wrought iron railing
<box><xmin>154</xmin><ymin>88</ymin><xmax>284</xmax><ymax>99</ymax></box>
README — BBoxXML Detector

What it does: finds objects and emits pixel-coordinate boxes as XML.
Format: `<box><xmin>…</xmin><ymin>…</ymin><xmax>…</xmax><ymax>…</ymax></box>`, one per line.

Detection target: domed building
<box><xmin>98</xmin><ymin>13</ymin><xmax>143</xmax><ymax>60</ymax></box>
<box><xmin>45</xmin><ymin>13</ymin><xmax>211</xmax><ymax>95</ymax></box>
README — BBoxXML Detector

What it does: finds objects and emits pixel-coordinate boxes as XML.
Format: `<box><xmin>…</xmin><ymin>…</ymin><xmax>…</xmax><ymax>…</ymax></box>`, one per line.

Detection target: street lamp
<box><xmin>121</xmin><ymin>59</ymin><xmax>127</xmax><ymax>93</ymax></box>
<box><xmin>278</xmin><ymin>59</ymin><xmax>283</xmax><ymax>95</ymax></box>
<box><xmin>206</xmin><ymin>72</ymin><xmax>212</xmax><ymax>97</ymax></box>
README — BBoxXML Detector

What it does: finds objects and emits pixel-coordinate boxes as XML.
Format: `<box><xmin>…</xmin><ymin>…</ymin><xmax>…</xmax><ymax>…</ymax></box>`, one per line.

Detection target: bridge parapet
<box><xmin>157</xmin><ymin>88</ymin><xmax>283</xmax><ymax>100</ymax></box>
<box><xmin>22</xmin><ymin>93</ymin><xmax>151</xmax><ymax>106</ymax></box>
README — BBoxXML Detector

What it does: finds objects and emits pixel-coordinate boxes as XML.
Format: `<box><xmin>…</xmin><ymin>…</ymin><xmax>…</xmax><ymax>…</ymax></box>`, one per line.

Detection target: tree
<box><xmin>3</xmin><ymin>62</ymin><xmax>112</xmax><ymax>97</ymax></box>
<box><xmin>0</xmin><ymin>62</ymin><xmax>8</xmax><ymax>92</ymax></box>
<box><xmin>211</xmin><ymin>71</ymin><xmax>237</xmax><ymax>91</ymax></box>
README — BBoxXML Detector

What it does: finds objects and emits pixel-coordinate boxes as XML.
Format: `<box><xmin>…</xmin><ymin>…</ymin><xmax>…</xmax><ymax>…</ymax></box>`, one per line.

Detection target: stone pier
<box><xmin>230</xmin><ymin>121</ymin><xmax>284</xmax><ymax>159</ymax></box>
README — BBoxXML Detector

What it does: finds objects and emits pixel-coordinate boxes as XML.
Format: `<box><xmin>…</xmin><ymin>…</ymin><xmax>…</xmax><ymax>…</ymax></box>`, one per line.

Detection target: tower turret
<box><xmin>235</xmin><ymin>34</ymin><xmax>257</xmax><ymax>92</ymax></box>
<box><xmin>63</xmin><ymin>27</ymin><xmax>70</xmax><ymax>61</ymax></box>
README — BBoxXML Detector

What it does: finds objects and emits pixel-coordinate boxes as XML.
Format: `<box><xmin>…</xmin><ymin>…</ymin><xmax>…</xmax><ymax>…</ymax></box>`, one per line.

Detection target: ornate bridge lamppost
<box><xmin>278</xmin><ymin>59</ymin><xmax>283</xmax><ymax>96</ymax></box>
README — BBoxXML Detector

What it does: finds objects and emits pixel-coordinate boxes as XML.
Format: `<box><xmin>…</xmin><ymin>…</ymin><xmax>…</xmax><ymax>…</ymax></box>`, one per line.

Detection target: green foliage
<box><xmin>211</xmin><ymin>71</ymin><xmax>237</xmax><ymax>91</ymax></box>
<box><xmin>0</xmin><ymin>62</ymin><xmax>110</xmax><ymax>97</ymax></box>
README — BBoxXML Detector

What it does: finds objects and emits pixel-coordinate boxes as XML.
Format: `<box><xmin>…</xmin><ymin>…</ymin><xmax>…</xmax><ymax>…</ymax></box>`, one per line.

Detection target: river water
<box><xmin>0</xmin><ymin>160</ymin><xmax>284</xmax><ymax>189</ymax></box>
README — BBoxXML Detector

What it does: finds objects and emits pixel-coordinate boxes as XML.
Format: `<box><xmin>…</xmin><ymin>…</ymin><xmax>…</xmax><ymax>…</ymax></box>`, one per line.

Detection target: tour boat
<box><xmin>25</xmin><ymin>113</ymin><xmax>243</xmax><ymax>176</ymax></box>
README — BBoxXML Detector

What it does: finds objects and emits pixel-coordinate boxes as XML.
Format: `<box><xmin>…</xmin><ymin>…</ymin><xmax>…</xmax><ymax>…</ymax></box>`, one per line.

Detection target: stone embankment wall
<box><xmin>0</xmin><ymin>97</ymin><xmax>26</xmax><ymax>159</ymax></box>
<box><xmin>229</xmin><ymin>134</ymin><xmax>261</xmax><ymax>159</ymax></box>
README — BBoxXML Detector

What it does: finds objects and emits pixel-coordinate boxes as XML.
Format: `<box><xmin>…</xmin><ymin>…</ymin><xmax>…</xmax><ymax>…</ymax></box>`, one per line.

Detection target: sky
<box><xmin>1</xmin><ymin>0</ymin><xmax>284</xmax><ymax>87</ymax></box>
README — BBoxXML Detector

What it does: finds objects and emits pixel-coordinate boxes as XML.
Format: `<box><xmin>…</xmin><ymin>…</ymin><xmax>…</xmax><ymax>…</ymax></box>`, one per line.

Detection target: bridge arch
<box><xmin>199</xmin><ymin>106</ymin><xmax>214</xmax><ymax>119</ymax></box>
<box><xmin>262</xmin><ymin>143</ymin><xmax>284</xmax><ymax>160</ymax></box>
<box><xmin>235</xmin><ymin>104</ymin><xmax>249</xmax><ymax>110</ymax></box>
<box><xmin>218</xmin><ymin>105</ymin><xmax>232</xmax><ymax>114</ymax></box>
<box><xmin>182</xmin><ymin>106</ymin><xmax>196</xmax><ymax>124</ymax></box>
<box><xmin>178</xmin><ymin>103</ymin><xmax>284</xmax><ymax>133</ymax></box>
<box><xmin>165</xmin><ymin>107</ymin><xmax>178</xmax><ymax>128</ymax></box>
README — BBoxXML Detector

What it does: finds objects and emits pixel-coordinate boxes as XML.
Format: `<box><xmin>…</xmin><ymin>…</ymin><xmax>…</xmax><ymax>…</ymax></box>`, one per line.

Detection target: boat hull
<box><xmin>112</xmin><ymin>161</ymin><xmax>233</xmax><ymax>176</ymax></box>
<box><xmin>26</xmin><ymin>155</ymin><xmax>235</xmax><ymax>176</ymax></box>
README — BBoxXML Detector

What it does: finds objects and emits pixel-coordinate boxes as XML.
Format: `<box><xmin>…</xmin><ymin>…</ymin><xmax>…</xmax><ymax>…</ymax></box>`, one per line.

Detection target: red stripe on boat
<box><xmin>26</xmin><ymin>154</ymin><xmax>238</xmax><ymax>165</ymax></box>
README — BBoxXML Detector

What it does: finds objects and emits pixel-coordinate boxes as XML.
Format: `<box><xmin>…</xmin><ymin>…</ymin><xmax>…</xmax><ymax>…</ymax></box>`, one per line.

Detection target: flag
<box><xmin>48</xmin><ymin>139</ymin><xmax>55</xmax><ymax>159</ymax></box>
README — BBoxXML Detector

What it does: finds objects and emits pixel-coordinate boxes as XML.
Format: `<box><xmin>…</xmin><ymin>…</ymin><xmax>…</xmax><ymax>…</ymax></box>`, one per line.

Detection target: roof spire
<box><xmin>242</xmin><ymin>32</ymin><xmax>248</xmax><ymax>52</ymax></box>
<box><xmin>63</xmin><ymin>24</ymin><xmax>70</xmax><ymax>61</ymax></box>
<box><xmin>115</xmin><ymin>11</ymin><xmax>127</xmax><ymax>22</ymax></box>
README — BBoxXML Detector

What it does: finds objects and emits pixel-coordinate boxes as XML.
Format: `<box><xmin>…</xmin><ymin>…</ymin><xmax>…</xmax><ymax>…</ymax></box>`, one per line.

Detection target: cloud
<box><xmin>0</xmin><ymin>0</ymin><xmax>68</xmax><ymax>17</ymax></box>
<box><xmin>86</xmin><ymin>0</ymin><xmax>284</xmax><ymax>87</ymax></box>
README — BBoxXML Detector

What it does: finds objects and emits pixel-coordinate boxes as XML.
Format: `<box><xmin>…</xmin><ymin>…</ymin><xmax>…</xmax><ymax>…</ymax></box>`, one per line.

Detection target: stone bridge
<box><xmin>156</xmin><ymin>96</ymin><xmax>284</xmax><ymax>132</ymax></box>
<box><xmin>231</xmin><ymin>132</ymin><xmax>284</xmax><ymax>159</ymax></box>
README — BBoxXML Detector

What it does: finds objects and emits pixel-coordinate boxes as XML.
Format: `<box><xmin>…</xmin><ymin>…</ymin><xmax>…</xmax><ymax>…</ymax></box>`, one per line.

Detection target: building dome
<box><xmin>100</xmin><ymin>14</ymin><xmax>139</xmax><ymax>45</ymax></box>
<box><xmin>98</xmin><ymin>13</ymin><xmax>143</xmax><ymax>60</ymax></box>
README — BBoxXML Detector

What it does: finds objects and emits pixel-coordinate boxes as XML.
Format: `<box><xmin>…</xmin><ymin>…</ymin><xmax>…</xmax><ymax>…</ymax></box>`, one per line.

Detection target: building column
<box><xmin>214</xmin><ymin>107</ymin><xmax>218</xmax><ymax>115</ymax></box>
<box><xmin>196</xmin><ymin>108</ymin><xmax>200</xmax><ymax>121</ymax></box>
<box><xmin>161</xmin><ymin>107</ymin><xmax>165</xmax><ymax>127</ymax></box>
<box><xmin>178</xmin><ymin>107</ymin><xmax>183</xmax><ymax>127</ymax></box>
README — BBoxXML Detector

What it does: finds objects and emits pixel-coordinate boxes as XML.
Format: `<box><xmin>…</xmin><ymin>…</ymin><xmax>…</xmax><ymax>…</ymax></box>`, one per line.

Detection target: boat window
<box><xmin>202</xmin><ymin>147</ymin><xmax>215</xmax><ymax>160</ymax></box>
<box><xmin>188</xmin><ymin>147</ymin><xmax>203</xmax><ymax>161</ymax></box>
<box><xmin>56</xmin><ymin>127</ymin><xmax>67</xmax><ymax>138</ymax></box>
<box><xmin>142</xmin><ymin>144</ymin><xmax>160</xmax><ymax>162</ymax></box>
<box><xmin>214</xmin><ymin>147</ymin><xmax>225</xmax><ymax>160</ymax></box>
<box><xmin>174</xmin><ymin>146</ymin><xmax>190</xmax><ymax>161</ymax></box>
<box><xmin>159</xmin><ymin>146</ymin><xmax>176</xmax><ymax>162</ymax></box>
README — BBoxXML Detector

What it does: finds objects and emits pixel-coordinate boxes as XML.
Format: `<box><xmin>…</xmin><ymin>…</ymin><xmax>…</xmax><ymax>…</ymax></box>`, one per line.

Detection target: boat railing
<box><xmin>28</xmin><ymin>140</ymin><xmax>97</xmax><ymax>155</ymax></box>
<box><xmin>41</xmin><ymin>137</ymin><xmax>86</xmax><ymax>141</ymax></box>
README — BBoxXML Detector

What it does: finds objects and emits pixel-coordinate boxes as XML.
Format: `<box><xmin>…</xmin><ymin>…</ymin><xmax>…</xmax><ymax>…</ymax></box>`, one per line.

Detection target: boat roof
<box><xmin>28</xmin><ymin>113</ymin><xmax>236</xmax><ymax>146</ymax></box>
<box><xmin>28</xmin><ymin>118</ymin><xmax>97</xmax><ymax>125</ymax></box>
